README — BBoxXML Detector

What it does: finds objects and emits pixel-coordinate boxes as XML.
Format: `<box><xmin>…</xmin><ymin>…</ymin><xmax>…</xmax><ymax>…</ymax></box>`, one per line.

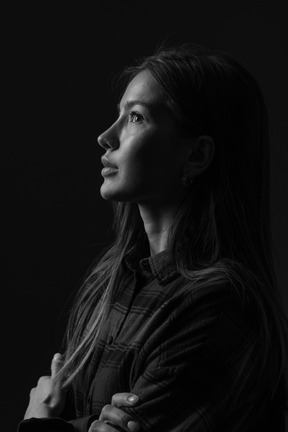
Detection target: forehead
<box><xmin>120</xmin><ymin>69</ymin><xmax>167</xmax><ymax>107</ymax></box>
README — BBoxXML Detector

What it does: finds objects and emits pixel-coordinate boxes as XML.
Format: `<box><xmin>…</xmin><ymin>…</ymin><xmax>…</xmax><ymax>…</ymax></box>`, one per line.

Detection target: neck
<box><xmin>138</xmin><ymin>203</ymin><xmax>179</xmax><ymax>256</ymax></box>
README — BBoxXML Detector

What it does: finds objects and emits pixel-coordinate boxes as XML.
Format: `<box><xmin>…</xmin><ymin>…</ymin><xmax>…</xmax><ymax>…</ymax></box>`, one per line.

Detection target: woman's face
<box><xmin>97</xmin><ymin>69</ymin><xmax>189</xmax><ymax>205</ymax></box>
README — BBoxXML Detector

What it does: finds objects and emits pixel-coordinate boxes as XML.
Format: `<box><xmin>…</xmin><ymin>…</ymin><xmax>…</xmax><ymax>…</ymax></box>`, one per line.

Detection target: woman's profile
<box><xmin>19</xmin><ymin>43</ymin><xmax>288</xmax><ymax>431</ymax></box>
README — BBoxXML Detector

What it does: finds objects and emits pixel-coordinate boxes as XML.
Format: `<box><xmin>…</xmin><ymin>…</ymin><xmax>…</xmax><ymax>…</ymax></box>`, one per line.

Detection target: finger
<box><xmin>111</xmin><ymin>393</ymin><xmax>139</xmax><ymax>407</ymax></box>
<box><xmin>89</xmin><ymin>419</ymin><xmax>122</xmax><ymax>432</ymax></box>
<box><xmin>37</xmin><ymin>375</ymin><xmax>50</xmax><ymax>384</ymax></box>
<box><xmin>51</xmin><ymin>353</ymin><xmax>63</xmax><ymax>380</ymax></box>
<box><xmin>100</xmin><ymin>405</ymin><xmax>140</xmax><ymax>432</ymax></box>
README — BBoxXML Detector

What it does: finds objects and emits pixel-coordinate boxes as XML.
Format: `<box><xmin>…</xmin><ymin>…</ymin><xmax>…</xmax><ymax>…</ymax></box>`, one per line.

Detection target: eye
<box><xmin>128</xmin><ymin>111</ymin><xmax>144</xmax><ymax>123</ymax></box>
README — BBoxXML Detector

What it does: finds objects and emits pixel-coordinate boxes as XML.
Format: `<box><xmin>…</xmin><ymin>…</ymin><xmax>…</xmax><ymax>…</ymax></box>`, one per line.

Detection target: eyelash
<box><xmin>128</xmin><ymin>111</ymin><xmax>144</xmax><ymax>123</ymax></box>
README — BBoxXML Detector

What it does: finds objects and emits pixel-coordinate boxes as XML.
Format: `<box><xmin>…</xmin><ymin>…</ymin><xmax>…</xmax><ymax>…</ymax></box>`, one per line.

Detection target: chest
<box><xmin>75</xmin><ymin>273</ymin><xmax>181</xmax><ymax>417</ymax></box>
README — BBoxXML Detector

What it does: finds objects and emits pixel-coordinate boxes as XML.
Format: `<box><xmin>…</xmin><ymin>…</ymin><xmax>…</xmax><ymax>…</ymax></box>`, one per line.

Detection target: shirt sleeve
<box><xmin>122</xmin><ymin>281</ymin><xmax>258</xmax><ymax>431</ymax></box>
<box><xmin>17</xmin><ymin>414</ymin><xmax>98</xmax><ymax>432</ymax></box>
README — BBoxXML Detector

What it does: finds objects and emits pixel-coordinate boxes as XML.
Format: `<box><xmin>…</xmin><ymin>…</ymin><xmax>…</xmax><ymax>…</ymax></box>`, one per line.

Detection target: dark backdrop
<box><xmin>3</xmin><ymin>1</ymin><xmax>288</xmax><ymax>430</ymax></box>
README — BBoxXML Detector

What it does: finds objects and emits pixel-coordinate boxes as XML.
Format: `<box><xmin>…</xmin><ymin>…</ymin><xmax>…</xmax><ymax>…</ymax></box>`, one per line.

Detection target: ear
<box><xmin>184</xmin><ymin>135</ymin><xmax>215</xmax><ymax>178</ymax></box>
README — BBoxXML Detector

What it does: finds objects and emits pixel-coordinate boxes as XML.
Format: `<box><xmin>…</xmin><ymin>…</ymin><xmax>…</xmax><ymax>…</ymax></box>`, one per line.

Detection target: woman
<box><xmin>19</xmin><ymin>43</ymin><xmax>288</xmax><ymax>431</ymax></box>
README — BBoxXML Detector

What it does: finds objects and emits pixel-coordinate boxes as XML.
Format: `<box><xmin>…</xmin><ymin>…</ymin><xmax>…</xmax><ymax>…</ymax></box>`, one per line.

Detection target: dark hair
<box><xmin>59</xmin><ymin>43</ymin><xmax>288</xmax><ymax>426</ymax></box>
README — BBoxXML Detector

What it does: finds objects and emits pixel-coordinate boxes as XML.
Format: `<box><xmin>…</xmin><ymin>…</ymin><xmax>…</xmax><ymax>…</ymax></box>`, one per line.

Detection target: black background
<box><xmin>3</xmin><ymin>1</ymin><xmax>288</xmax><ymax>430</ymax></box>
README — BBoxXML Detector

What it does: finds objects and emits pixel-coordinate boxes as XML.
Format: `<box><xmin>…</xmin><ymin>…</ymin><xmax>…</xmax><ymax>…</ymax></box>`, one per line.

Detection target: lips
<box><xmin>101</xmin><ymin>156</ymin><xmax>118</xmax><ymax>178</ymax></box>
<box><xmin>101</xmin><ymin>156</ymin><xmax>118</xmax><ymax>169</ymax></box>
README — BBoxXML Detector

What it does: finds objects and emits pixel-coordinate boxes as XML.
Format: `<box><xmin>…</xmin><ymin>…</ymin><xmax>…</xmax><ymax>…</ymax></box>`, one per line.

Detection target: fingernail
<box><xmin>128</xmin><ymin>421</ymin><xmax>140</xmax><ymax>432</ymax></box>
<box><xmin>127</xmin><ymin>395</ymin><xmax>139</xmax><ymax>404</ymax></box>
<box><xmin>53</xmin><ymin>353</ymin><xmax>62</xmax><ymax>361</ymax></box>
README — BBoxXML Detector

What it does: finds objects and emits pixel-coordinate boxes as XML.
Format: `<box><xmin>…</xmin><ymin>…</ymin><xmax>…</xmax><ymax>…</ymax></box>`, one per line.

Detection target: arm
<box><xmin>18</xmin><ymin>353</ymin><xmax>140</xmax><ymax>432</ymax></box>
<box><xmin>19</xmin><ymin>282</ymin><xmax>257</xmax><ymax>432</ymax></box>
<box><xmin>19</xmin><ymin>391</ymin><xmax>140</xmax><ymax>432</ymax></box>
<box><xmin>110</xmin><ymin>282</ymin><xmax>258</xmax><ymax>431</ymax></box>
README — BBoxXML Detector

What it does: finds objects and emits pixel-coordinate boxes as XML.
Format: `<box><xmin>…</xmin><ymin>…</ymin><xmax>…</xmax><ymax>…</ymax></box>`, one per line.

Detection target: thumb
<box><xmin>51</xmin><ymin>353</ymin><xmax>63</xmax><ymax>380</ymax></box>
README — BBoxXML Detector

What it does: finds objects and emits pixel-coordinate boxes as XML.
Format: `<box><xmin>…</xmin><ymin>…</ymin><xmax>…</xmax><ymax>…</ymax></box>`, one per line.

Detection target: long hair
<box><xmin>59</xmin><ymin>43</ymin><xmax>288</xmax><ymax>424</ymax></box>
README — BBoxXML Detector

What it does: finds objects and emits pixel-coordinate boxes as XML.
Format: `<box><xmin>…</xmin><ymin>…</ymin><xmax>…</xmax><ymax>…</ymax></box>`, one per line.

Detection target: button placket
<box><xmin>113</xmin><ymin>270</ymin><xmax>140</xmax><ymax>341</ymax></box>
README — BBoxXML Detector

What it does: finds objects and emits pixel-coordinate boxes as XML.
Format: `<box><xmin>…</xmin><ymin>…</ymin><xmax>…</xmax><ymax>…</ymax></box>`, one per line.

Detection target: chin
<box><xmin>100</xmin><ymin>186</ymin><xmax>116</xmax><ymax>201</ymax></box>
<box><xmin>100</xmin><ymin>183</ymin><xmax>139</xmax><ymax>203</ymax></box>
<box><xmin>100</xmin><ymin>184</ymin><xmax>127</xmax><ymax>202</ymax></box>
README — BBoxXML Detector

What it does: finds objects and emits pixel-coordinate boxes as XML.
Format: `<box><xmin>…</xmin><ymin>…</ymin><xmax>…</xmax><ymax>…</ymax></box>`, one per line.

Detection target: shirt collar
<box><xmin>124</xmin><ymin>247</ymin><xmax>179</xmax><ymax>286</ymax></box>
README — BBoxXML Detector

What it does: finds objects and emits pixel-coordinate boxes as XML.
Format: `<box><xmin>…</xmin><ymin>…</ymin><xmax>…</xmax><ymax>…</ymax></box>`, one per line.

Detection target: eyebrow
<box><xmin>117</xmin><ymin>100</ymin><xmax>162</xmax><ymax>113</ymax></box>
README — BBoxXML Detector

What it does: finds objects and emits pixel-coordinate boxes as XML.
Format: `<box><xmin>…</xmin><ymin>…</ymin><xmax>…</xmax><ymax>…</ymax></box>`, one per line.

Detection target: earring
<box><xmin>182</xmin><ymin>173</ymin><xmax>193</xmax><ymax>188</ymax></box>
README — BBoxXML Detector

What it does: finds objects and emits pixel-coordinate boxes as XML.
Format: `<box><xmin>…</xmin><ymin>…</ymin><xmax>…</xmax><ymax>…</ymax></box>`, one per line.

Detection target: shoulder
<box><xmin>172</xmin><ymin>260</ymin><xmax>256</xmax><ymax>312</ymax></box>
<box><xmin>164</xmin><ymin>261</ymin><xmax>260</xmax><ymax>346</ymax></box>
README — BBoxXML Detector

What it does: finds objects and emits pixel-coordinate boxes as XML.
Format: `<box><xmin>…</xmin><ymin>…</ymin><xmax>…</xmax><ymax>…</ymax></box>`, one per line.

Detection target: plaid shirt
<box><xmin>18</xmin><ymin>249</ymin><xmax>286</xmax><ymax>432</ymax></box>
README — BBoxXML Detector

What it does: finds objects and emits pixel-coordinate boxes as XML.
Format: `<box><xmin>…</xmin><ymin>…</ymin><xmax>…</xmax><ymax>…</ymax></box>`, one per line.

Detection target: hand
<box><xmin>89</xmin><ymin>393</ymin><xmax>140</xmax><ymax>432</ymax></box>
<box><xmin>24</xmin><ymin>353</ymin><xmax>66</xmax><ymax>419</ymax></box>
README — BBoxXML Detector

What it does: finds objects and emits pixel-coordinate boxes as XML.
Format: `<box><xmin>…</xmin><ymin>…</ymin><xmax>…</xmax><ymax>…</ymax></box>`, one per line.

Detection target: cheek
<box><xmin>118</xmin><ymin>137</ymin><xmax>155</xmax><ymax>174</ymax></box>
<box><xmin>121</xmin><ymin>130</ymin><xmax>175</xmax><ymax>168</ymax></box>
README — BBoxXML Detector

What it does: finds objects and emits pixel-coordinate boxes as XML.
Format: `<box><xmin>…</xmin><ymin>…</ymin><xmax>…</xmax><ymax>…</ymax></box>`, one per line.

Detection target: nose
<box><xmin>97</xmin><ymin>123</ymin><xmax>119</xmax><ymax>150</ymax></box>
